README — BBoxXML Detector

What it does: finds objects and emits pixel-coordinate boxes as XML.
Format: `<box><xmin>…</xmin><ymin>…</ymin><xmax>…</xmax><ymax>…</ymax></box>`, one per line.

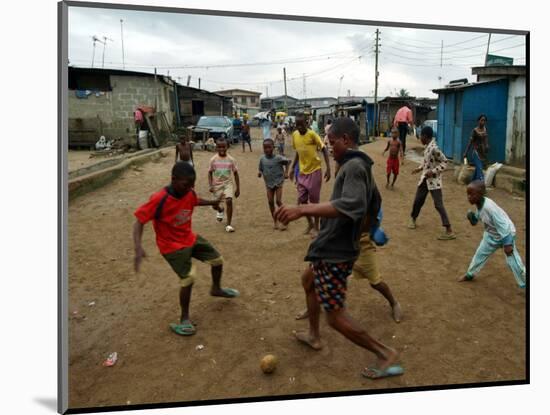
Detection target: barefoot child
<box><xmin>258</xmin><ymin>139</ymin><xmax>290</xmax><ymax>230</ymax></box>
<box><xmin>382</xmin><ymin>127</ymin><xmax>404</xmax><ymax>189</ymax></box>
<box><xmin>241</xmin><ymin>120</ymin><xmax>252</xmax><ymax>153</ymax></box>
<box><xmin>175</xmin><ymin>135</ymin><xmax>194</xmax><ymax>166</ymax></box>
<box><xmin>275</xmin><ymin>117</ymin><xmax>403</xmax><ymax>379</ymax></box>
<box><xmin>209</xmin><ymin>138</ymin><xmax>240</xmax><ymax>232</ymax></box>
<box><xmin>133</xmin><ymin>161</ymin><xmax>239</xmax><ymax>336</ymax></box>
<box><xmin>274</xmin><ymin>127</ymin><xmax>287</xmax><ymax>156</ymax></box>
<box><xmin>296</xmin><ymin>219</ymin><xmax>402</xmax><ymax>323</ymax></box>
<box><xmin>458</xmin><ymin>180</ymin><xmax>526</xmax><ymax>288</ymax></box>
<box><xmin>409</xmin><ymin>126</ymin><xmax>456</xmax><ymax>240</ymax></box>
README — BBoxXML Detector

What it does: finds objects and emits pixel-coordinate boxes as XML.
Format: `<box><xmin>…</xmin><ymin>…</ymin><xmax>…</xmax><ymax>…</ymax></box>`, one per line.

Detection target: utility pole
<box><xmin>198</xmin><ymin>78</ymin><xmax>201</xmax><ymax>89</ymax></box>
<box><xmin>101</xmin><ymin>36</ymin><xmax>113</xmax><ymax>69</ymax></box>
<box><xmin>120</xmin><ymin>19</ymin><xmax>125</xmax><ymax>69</ymax></box>
<box><xmin>484</xmin><ymin>33</ymin><xmax>492</xmax><ymax>66</ymax></box>
<box><xmin>283</xmin><ymin>67</ymin><xmax>288</xmax><ymax>110</ymax></box>
<box><xmin>374</xmin><ymin>28</ymin><xmax>380</xmax><ymax>136</ymax></box>
<box><xmin>439</xmin><ymin>40</ymin><xmax>443</xmax><ymax>86</ymax></box>
<box><xmin>303</xmin><ymin>73</ymin><xmax>306</xmax><ymax>100</ymax></box>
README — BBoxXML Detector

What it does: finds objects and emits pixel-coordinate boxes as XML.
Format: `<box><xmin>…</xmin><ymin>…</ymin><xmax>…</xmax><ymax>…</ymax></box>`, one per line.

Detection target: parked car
<box><xmin>195</xmin><ymin>116</ymin><xmax>234</xmax><ymax>141</ymax></box>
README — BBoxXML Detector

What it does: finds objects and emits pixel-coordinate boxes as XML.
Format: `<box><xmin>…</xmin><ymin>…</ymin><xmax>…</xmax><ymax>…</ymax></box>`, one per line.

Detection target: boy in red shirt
<box><xmin>133</xmin><ymin>161</ymin><xmax>239</xmax><ymax>336</ymax></box>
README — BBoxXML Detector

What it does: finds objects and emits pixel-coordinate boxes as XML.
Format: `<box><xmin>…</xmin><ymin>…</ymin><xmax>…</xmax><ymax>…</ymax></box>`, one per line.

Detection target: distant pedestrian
<box><xmin>409</xmin><ymin>126</ymin><xmax>456</xmax><ymax>240</ymax></box>
<box><xmin>261</xmin><ymin>114</ymin><xmax>272</xmax><ymax>140</ymax></box>
<box><xmin>463</xmin><ymin>114</ymin><xmax>489</xmax><ymax>182</ymax></box>
<box><xmin>393</xmin><ymin>103</ymin><xmax>414</xmax><ymax>153</ymax></box>
<box><xmin>324</xmin><ymin>119</ymin><xmax>333</xmax><ymax>155</ymax></box>
<box><xmin>274</xmin><ymin>127</ymin><xmax>287</xmax><ymax>155</ymax></box>
<box><xmin>241</xmin><ymin>119</ymin><xmax>252</xmax><ymax>152</ymax></box>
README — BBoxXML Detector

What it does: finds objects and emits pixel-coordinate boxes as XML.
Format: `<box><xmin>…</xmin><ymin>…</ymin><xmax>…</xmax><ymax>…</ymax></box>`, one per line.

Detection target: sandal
<box><xmin>169</xmin><ymin>320</ymin><xmax>196</xmax><ymax>336</ymax></box>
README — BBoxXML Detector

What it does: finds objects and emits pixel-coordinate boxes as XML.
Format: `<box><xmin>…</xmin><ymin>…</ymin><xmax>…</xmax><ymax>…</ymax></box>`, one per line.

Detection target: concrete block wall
<box><xmin>68</xmin><ymin>75</ymin><xmax>176</xmax><ymax>142</ymax></box>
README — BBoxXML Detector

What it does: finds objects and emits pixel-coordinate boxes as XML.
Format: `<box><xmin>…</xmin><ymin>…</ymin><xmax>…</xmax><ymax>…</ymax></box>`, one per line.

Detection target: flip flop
<box><xmin>362</xmin><ymin>364</ymin><xmax>404</xmax><ymax>379</ymax></box>
<box><xmin>212</xmin><ymin>287</ymin><xmax>240</xmax><ymax>298</ymax></box>
<box><xmin>437</xmin><ymin>232</ymin><xmax>456</xmax><ymax>240</ymax></box>
<box><xmin>169</xmin><ymin>321</ymin><xmax>196</xmax><ymax>336</ymax></box>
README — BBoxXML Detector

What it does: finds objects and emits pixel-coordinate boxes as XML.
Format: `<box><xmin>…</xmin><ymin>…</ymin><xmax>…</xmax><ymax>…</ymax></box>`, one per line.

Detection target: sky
<box><xmin>68</xmin><ymin>6</ymin><xmax>527</xmax><ymax>99</ymax></box>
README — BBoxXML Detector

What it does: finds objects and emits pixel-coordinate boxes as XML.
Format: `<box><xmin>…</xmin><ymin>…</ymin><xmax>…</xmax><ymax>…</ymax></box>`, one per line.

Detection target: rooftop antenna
<box><xmin>101</xmin><ymin>36</ymin><xmax>114</xmax><ymax>68</ymax></box>
<box><xmin>91</xmin><ymin>35</ymin><xmax>103</xmax><ymax>68</ymax></box>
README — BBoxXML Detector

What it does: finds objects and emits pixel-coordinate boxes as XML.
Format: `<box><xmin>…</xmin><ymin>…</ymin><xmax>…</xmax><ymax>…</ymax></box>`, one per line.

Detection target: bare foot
<box><xmin>310</xmin><ymin>229</ymin><xmax>319</xmax><ymax>239</ymax></box>
<box><xmin>295</xmin><ymin>331</ymin><xmax>322</xmax><ymax>350</ymax></box>
<box><xmin>303</xmin><ymin>224</ymin><xmax>313</xmax><ymax>235</ymax></box>
<box><xmin>273</xmin><ymin>222</ymin><xmax>279</xmax><ymax>230</ymax></box>
<box><xmin>279</xmin><ymin>224</ymin><xmax>287</xmax><ymax>231</ymax></box>
<box><xmin>362</xmin><ymin>347</ymin><xmax>400</xmax><ymax>378</ymax></box>
<box><xmin>295</xmin><ymin>309</ymin><xmax>309</xmax><ymax>320</ymax></box>
<box><xmin>391</xmin><ymin>302</ymin><xmax>402</xmax><ymax>323</ymax></box>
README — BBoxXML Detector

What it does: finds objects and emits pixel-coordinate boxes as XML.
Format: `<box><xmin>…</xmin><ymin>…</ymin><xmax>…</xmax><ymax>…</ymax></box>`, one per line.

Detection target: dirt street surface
<box><xmin>68</xmin><ymin>134</ymin><xmax>526</xmax><ymax>409</ymax></box>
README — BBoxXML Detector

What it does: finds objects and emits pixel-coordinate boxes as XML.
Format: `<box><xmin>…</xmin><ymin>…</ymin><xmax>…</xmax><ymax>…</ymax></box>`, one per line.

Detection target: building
<box><xmin>376</xmin><ymin>96</ymin><xmax>437</xmax><ymax>135</ymax></box>
<box><xmin>296</xmin><ymin>97</ymin><xmax>338</xmax><ymax>108</ymax></box>
<box><xmin>261</xmin><ymin>95</ymin><xmax>299</xmax><ymax>111</ymax></box>
<box><xmin>433</xmin><ymin>79</ymin><xmax>509</xmax><ymax>164</ymax></box>
<box><xmin>472</xmin><ymin>65</ymin><xmax>526</xmax><ymax>166</ymax></box>
<box><xmin>213</xmin><ymin>88</ymin><xmax>262</xmax><ymax>117</ymax></box>
<box><xmin>68</xmin><ymin>67</ymin><xmax>176</xmax><ymax>148</ymax></box>
<box><xmin>176</xmin><ymin>85</ymin><xmax>233</xmax><ymax>126</ymax></box>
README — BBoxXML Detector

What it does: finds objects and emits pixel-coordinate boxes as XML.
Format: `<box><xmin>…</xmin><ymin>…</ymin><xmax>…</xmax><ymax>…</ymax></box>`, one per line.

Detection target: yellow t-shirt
<box><xmin>292</xmin><ymin>129</ymin><xmax>325</xmax><ymax>175</ymax></box>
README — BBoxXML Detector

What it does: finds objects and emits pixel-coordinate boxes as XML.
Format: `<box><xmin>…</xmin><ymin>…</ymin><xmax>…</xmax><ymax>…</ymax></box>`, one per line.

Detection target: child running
<box><xmin>241</xmin><ymin>119</ymin><xmax>252</xmax><ymax>153</ymax></box>
<box><xmin>258</xmin><ymin>139</ymin><xmax>290</xmax><ymax>230</ymax></box>
<box><xmin>274</xmin><ymin>127</ymin><xmax>287</xmax><ymax>156</ymax></box>
<box><xmin>382</xmin><ymin>127</ymin><xmax>404</xmax><ymax>189</ymax></box>
<box><xmin>409</xmin><ymin>126</ymin><xmax>456</xmax><ymax>240</ymax></box>
<box><xmin>275</xmin><ymin>117</ymin><xmax>403</xmax><ymax>379</ymax></box>
<box><xmin>208</xmin><ymin>138</ymin><xmax>240</xmax><ymax>233</ymax></box>
<box><xmin>133</xmin><ymin>161</ymin><xmax>239</xmax><ymax>336</ymax></box>
<box><xmin>175</xmin><ymin>135</ymin><xmax>194</xmax><ymax>166</ymax></box>
<box><xmin>458</xmin><ymin>180</ymin><xmax>526</xmax><ymax>288</ymax></box>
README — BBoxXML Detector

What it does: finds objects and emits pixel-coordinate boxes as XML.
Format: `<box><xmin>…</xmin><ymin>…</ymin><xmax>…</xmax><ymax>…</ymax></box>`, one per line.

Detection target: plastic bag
<box><xmin>484</xmin><ymin>162</ymin><xmax>503</xmax><ymax>187</ymax></box>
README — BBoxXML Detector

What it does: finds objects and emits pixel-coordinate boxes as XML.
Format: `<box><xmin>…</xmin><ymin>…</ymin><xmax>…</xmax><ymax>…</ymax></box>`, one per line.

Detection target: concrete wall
<box><xmin>68</xmin><ymin>75</ymin><xmax>175</xmax><ymax>143</ymax></box>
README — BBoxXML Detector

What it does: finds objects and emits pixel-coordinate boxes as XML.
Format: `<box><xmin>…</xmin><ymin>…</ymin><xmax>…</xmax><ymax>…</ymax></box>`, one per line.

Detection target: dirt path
<box><xmin>68</xmin><ymin>135</ymin><xmax>526</xmax><ymax>409</ymax></box>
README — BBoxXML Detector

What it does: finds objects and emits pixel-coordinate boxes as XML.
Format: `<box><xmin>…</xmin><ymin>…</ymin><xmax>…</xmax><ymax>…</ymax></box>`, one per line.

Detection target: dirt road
<box><xmin>68</xmin><ymin>134</ymin><xmax>526</xmax><ymax>409</ymax></box>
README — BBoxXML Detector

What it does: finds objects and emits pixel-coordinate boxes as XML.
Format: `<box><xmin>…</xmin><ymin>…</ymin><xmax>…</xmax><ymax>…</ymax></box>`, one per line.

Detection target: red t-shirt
<box><xmin>134</xmin><ymin>187</ymin><xmax>198</xmax><ymax>255</ymax></box>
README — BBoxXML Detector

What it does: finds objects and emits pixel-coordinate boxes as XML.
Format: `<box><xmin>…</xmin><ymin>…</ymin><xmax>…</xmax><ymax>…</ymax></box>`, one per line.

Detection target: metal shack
<box><xmin>175</xmin><ymin>85</ymin><xmax>233</xmax><ymax>127</ymax></box>
<box><xmin>432</xmin><ymin>79</ymin><xmax>509</xmax><ymax>163</ymax></box>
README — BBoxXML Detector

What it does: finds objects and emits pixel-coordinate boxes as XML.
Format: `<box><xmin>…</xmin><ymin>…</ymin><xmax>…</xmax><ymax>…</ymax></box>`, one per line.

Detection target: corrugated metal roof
<box><xmin>432</xmin><ymin>78</ymin><xmax>506</xmax><ymax>93</ymax></box>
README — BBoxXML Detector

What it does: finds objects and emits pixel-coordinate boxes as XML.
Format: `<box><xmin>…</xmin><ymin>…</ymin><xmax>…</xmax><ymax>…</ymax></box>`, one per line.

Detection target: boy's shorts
<box><xmin>386</xmin><ymin>157</ymin><xmax>400</xmax><ymax>175</ymax></box>
<box><xmin>163</xmin><ymin>235</ymin><xmax>224</xmax><ymax>287</ymax></box>
<box><xmin>352</xmin><ymin>234</ymin><xmax>382</xmax><ymax>286</ymax></box>
<box><xmin>212</xmin><ymin>182</ymin><xmax>234</xmax><ymax>200</ymax></box>
<box><xmin>311</xmin><ymin>260</ymin><xmax>354</xmax><ymax>311</ymax></box>
<box><xmin>297</xmin><ymin>169</ymin><xmax>322</xmax><ymax>204</ymax></box>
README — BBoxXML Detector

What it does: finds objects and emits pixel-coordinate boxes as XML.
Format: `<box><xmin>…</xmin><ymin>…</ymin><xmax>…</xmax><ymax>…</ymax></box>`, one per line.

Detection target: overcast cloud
<box><xmin>68</xmin><ymin>6</ymin><xmax>527</xmax><ymax>99</ymax></box>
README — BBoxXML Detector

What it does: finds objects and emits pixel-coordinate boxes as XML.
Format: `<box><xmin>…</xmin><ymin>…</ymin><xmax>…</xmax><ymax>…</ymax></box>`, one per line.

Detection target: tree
<box><xmin>397</xmin><ymin>88</ymin><xmax>410</xmax><ymax>97</ymax></box>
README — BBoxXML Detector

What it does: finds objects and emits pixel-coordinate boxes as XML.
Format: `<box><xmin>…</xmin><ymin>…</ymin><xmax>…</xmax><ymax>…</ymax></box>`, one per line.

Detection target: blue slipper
<box><xmin>212</xmin><ymin>287</ymin><xmax>240</xmax><ymax>298</ymax></box>
<box><xmin>362</xmin><ymin>364</ymin><xmax>404</xmax><ymax>379</ymax></box>
<box><xmin>169</xmin><ymin>321</ymin><xmax>196</xmax><ymax>336</ymax></box>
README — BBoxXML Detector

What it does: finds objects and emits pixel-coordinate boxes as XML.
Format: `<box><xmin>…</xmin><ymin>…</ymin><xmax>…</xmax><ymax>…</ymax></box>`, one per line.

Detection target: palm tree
<box><xmin>397</xmin><ymin>88</ymin><xmax>410</xmax><ymax>97</ymax></box>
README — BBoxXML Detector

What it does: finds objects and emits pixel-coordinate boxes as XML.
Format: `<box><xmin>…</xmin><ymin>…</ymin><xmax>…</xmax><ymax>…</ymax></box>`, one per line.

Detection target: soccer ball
<box><xmin>260</xmin><ymin>354</ymin><xmax>278</xmax><ymax>374</ymax></box>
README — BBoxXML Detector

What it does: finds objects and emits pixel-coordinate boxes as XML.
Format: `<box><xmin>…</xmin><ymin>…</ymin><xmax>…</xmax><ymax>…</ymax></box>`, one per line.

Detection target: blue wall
<box><xmin>436</xmin><ymin>79</ymin><xmax>508</xmax><ymax>163</ymax></box>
